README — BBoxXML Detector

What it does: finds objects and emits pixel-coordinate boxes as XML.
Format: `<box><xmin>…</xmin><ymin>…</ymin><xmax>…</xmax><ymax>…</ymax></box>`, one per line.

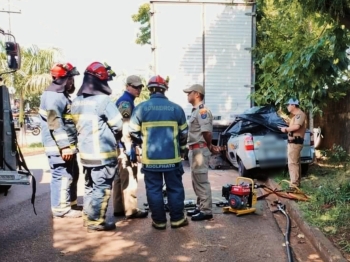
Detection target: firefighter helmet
<box><xmin>85</xmin><ymin>62</ymin><xmax>116</xmax><ymax>81</ymax></box>
<box><xmin>147</xmin><ymin>75</ymin><xmax>168</xmax><ymax>91</ymax></box>
<box><xmin>50</xmin><ymin>63</ymin><xmax>79</xmax><ymax>78</ymax></box>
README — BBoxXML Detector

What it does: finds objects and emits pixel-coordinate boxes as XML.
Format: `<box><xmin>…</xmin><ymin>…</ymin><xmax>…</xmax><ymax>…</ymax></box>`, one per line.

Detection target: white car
<box><xmin>221</xmin><ymin>106</ymin><xmax>315</xmax><ymax>177</ymax></box>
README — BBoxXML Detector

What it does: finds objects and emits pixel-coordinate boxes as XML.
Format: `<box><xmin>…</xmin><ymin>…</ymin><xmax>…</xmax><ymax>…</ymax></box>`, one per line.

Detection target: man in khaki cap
<box><xmin>279</xmin><ymin>98</ymin><xmax>306</xmax><ymax>189</ymax></box>
<box><xmin>112</xmin><ymin>75</ymin><xmax>148</xmax><ymax>219</ymax></box>
<box><xmin>183</xmin><ymin>84</ymin><xmax>219</xmax><ymax>221</ymax></box>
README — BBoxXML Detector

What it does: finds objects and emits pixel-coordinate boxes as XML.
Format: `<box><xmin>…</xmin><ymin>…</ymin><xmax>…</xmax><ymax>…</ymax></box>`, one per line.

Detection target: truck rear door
<box><xmin>151</xmin><ymin>0</ymin><xmax>255</xmax><ymax>122</ymax></box>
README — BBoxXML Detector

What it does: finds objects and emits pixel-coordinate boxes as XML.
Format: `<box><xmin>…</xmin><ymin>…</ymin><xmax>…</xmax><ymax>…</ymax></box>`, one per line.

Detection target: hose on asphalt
<box><xmin>273</xmin><ymin>201</ymin><xmax>293</xmax><ymax>262</ymax></box>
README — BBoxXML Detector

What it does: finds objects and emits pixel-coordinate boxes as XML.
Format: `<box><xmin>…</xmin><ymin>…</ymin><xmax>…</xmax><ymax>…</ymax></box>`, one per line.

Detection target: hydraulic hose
<box><xmin>276</xmin><ymin>203</ymin><xmax>293</xmax><ymax>262</ymax></box>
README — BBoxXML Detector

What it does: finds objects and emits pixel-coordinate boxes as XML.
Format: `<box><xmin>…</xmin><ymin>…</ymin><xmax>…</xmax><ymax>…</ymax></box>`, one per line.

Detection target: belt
<box><xmin>288</xmin><ymin>136</ymin><xmax>304</xmax><ymax>144</ymax></box>
<box><xmin>188</xmin><ymin>143</ymin><xmax>207</xmax><ymax>150</ymax></box>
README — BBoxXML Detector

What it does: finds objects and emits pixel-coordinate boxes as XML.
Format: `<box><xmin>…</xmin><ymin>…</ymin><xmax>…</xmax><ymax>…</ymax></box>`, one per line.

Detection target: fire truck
<box><xmin>0</xmin><ymin>29</ymin><xmax>35</xmax><ymax>208</ymax></box>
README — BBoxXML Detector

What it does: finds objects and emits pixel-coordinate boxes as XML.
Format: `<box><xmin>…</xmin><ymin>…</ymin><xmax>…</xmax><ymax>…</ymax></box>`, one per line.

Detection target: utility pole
<box><xmin>0</xmin><ymin>0</ymin><xmax>21</xmax><ymax>36</ymax></box>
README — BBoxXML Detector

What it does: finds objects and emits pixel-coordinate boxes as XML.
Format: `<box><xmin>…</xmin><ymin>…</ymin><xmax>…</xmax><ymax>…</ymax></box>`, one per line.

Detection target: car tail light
<box><xmin>244</xmin><ymin>136</ymin><xmax>254</xmax><ymax>151</ymax></box>
<box><xmin>310</xmin><ymin>132</ymin><xmax>314</xmax><ymax>146</ymax></box>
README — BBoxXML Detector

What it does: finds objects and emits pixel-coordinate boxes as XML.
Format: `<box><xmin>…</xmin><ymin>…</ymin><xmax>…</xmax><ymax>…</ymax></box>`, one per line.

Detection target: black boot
<box><xmin>87</xmin><ymin>222</ymin><xmax>116</xmax><ymax>232</ymax></box>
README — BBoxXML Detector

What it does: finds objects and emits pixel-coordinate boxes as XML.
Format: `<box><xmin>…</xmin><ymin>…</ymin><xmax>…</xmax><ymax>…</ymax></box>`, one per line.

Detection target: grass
<box><xmin>19</xmin><ymin>142</ymin><xmax>44</xmax><ymax>154</ymax></box>
<box><xmin>272</xmin><ymin>155</ymin><xmax>350</xmax><ymax>257</ymax></box>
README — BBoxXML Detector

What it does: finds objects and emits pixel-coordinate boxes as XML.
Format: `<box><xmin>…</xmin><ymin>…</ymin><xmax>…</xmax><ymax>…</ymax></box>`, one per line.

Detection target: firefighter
<box><xmin>39</xmin><ymin>63</ymin><xmax>81</xmax><ymax>218</ymax></box>
<box><xmin>129</xmin><ymin>75</ymin><xmax>189</xmax><ymax>230</ymax></box>
<box><xmin>112</xmin><ymin>75</ymin><xmax>148</xmax><ymax>219</ymax></box>
<box><xmin>279</xmin><ymin>98</ymin><xmax>306</xmax><ymax>188</ymax></box>
<box><xmin>71</xmin><ymin>62</ymin><xmax>123</xmax><ymax>232</ymax></box>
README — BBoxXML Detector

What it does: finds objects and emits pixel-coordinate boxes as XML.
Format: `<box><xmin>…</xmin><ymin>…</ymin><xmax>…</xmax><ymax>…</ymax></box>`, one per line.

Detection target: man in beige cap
<box><xmin>279</xmin><ymin>98</ymin><xmax>306</xmax><ymax>189</ymax></box>
<box><xmin>183</xmin><ymin>84</ymin><xmax>219</xmax><ymax>221</ymax></box>
<box><xmin>112</xmin><ymin>75</ymin><xmax>148</xmax><ymax>219</ymax></box>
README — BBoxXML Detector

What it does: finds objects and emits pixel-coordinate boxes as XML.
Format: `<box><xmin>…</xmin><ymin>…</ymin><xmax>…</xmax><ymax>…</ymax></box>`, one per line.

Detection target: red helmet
<box><xmin>50</xmin><ymin>63</ymin><xmax>79</xmax><ymax>78</ymax></box>
<box><xmin>85</xmin><ymin>62</ymin><xmax>116</xmax><ymax>81</ymax></box>
<box><xmin>147</xmin><ymin>75</ymin><xmax>168</xmax><ymax>90</ymax></box>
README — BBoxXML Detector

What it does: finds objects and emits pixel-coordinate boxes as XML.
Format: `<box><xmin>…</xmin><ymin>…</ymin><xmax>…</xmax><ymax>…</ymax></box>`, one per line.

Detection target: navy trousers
<box><xmin>143</xmin><ymin>165</ymin><xmax>185</xmax><ymax>223</ymax></box>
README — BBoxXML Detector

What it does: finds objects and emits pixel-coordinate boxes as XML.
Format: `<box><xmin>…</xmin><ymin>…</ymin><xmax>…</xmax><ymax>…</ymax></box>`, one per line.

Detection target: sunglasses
<box><xmin>129</xmin><ymin>84</ymin><xmax>143</xmax><ymax>90</ymax></box>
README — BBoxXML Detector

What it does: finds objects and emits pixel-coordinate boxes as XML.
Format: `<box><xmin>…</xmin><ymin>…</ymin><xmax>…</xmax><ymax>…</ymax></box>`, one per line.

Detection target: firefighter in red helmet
<box><xmin>39</xmin><ymin>62</ymin><xmax>81</xmax><ymax>218</ymax></box>
<box><xmin>129</xmin><ymin>75</ymin><xmax>189</xmax><ymax>230</ymax></box>
<box><xmin>71</xmin><ymin>62</ymin><xmax>123</xmax><ymax>232</ymax></box>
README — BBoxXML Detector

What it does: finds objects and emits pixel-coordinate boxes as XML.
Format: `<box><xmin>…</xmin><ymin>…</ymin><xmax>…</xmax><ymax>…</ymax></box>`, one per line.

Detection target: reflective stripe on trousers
<box><xmin>84</xmin><ymin>165</ymin><xmax>117</xmax><ymax>225</ymax></box>
<box><xmin>48</xmin><ymin>154</ymin><xmax>79</xmax><ymax>215</ymax></box>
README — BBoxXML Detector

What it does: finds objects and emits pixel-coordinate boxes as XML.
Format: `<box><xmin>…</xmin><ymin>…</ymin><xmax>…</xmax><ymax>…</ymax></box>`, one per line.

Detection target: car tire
<box><xmin>301</xmin><ymin>164</ymin><xmax>309</xmax><ymax>176</ymax></box>
<box><xmin>238</xmin><ymin>159</ymin><xmax>249</xmax><ymax>177</ymax></box>
<box><xmin>0</xmin><ymin>185</ymin><xmax>11</xmax><ymax>194</ymax></box>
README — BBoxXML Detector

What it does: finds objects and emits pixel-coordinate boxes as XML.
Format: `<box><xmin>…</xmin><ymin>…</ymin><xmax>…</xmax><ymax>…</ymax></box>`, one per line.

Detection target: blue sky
<box><xmin>0</xmin><ymin>0</ymin><xmax>151</xmax><ymax>93</ymax></box>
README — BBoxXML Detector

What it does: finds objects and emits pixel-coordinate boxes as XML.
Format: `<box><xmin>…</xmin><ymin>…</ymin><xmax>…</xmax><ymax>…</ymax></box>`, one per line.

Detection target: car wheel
<box><xmin>0</xmin><ymin>185</ymin><xmax>11</xmax><ymax>194</ymax></box>
<box><xmin>301</xmin><ymin>164</ymin><xmax>309</xmax><ymax>176</ymax></box>
<box><xmin>238</xmin><ymin>159</ymin><xmax>249</xmax><ymax>177</ymax></box>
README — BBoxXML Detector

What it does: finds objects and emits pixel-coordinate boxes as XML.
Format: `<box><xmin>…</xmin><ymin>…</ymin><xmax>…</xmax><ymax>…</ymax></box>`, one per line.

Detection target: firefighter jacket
<box><xmin>129</xmin><ymin>93</ymin><xmax>188</xmax><ymax>171</ymax></box>
<box><xmin>71</xmin><ymin>94</ymin><xmax>123</xmax><ymax>167</ymax></box>
<box><xmin>39</xmin><ymin>91</ymin><xmax>77</xmax><ymax>156</ymax></box>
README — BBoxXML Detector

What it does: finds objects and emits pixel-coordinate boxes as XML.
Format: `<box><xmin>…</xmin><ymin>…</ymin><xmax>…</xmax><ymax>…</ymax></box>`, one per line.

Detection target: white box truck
<box><xmin>150</xmin><ymin>0</ymin><xmax>256</xmax><ymax>143</ymax></box>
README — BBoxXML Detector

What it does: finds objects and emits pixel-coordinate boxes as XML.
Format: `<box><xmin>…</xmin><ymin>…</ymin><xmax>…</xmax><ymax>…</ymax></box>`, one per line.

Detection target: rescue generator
<box><xmin>221</xmin><ymin>177</ymin><xmax>257</xmax><ymax>216</ymax></box>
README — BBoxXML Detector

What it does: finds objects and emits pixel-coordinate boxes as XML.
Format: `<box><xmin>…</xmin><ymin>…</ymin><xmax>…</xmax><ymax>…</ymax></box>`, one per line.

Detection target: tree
<box><xmin>0</xmin><ymin>44</ymin><xmax>62</xmax><ymax>125</ymax></box>
<box><xmin>254</xmin><ymin>0</ymin><xmax>350</xmax><ymax>116</ymax></box>
<box><xmin>132</xmin><ymin>3</ymin><xmax>151</xmax><ymax>45</ymax></box>
<box><xmin>298</xmin><ymin>0</ymin><xmax>350</xmax><ymax>29</ymax></box>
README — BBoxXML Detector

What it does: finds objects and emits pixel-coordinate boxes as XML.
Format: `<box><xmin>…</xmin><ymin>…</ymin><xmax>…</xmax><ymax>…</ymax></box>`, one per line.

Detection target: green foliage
<box><xmin>254</xmin><ymin>0</ymin><xmax>350</xmax><ymax>114</ymax></box>
<box><xmin>135</xmin><ymin>76</ymin><xmax>150</xmax><ymax>105</ymax></box>
<box><xmin>1</xmin><ymin>44</ymin><xmax>62</xmax><ymax>124</ymax></box>
<box><xmin>28</xmin><ymin>142</ymin><xmax>43</xmax><ymax>148</ymax></box>
<box><xmin>277</xmin><ymin>162</ymin><xmax>350</xmax><ymax>255</ymax></box>
<box><xmin>320</xmin><ymin>144</ymin><xmax>350</xmax><ymax>166</ymax></box>
<box><xmin>132</xmin><ymin>3</ymin><xmax>151</xmax><ymax>45</ymax></box>
<box><xmin>298</xmin><ymin>0</ymin><xmax>350</xmax><ymax>29</ymax></box>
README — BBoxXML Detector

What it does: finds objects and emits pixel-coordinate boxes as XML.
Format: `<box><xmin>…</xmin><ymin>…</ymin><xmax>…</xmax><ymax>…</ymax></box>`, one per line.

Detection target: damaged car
<box><xmin>218</xmin><ymin>106</ymin><xmax>315</xmax><ymax>177</ymax></box>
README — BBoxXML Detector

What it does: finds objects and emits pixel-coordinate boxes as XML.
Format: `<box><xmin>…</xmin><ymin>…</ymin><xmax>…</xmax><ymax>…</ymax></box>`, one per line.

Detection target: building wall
<box><xmin>314</xmin><ymin>93</ymin><xmax>350</xmax><ymax>153</ymax></box>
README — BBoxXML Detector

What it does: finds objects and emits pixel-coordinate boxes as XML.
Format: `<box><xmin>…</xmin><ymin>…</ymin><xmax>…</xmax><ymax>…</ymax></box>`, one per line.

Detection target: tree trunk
<box><xmin>308</xmin><ymin>111</ymin><xmax>314</xmax><ymax>131</ymax></box>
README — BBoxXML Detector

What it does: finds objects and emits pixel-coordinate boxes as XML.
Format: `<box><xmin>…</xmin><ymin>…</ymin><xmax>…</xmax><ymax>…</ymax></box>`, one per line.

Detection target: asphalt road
<box><xmin>0</xmin><ymin>153</ymin><xmax>297</xmax><ymax>262</ymax></box>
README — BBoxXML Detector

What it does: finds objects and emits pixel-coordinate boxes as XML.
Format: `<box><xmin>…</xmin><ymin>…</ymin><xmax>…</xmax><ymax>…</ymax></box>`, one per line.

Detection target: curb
<box><xmin>268</xmin><ymin>178</ymin><xmax>347</xmax><ymax>262</ymax></box>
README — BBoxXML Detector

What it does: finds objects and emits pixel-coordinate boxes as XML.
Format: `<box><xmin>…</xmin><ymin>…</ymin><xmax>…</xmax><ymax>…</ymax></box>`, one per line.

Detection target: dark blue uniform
<box><xmin>129</xmin><ymin>93</ymin><xmax>188</xmax><ymax>224</ymax></box>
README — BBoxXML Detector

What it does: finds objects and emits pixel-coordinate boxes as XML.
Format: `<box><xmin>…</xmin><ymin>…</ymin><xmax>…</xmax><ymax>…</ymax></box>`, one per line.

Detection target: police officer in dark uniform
<box><xmin>279</xmin><ymin>98</ymin><xmax>306</xmax><ymax>188</ymax></box>
<box><xmin>183</xmin><ymin>84</ymin><xmax>219</xmax><ymax>221</ymax></box>
<box><xmin>112</xmin><ymin>75</ymin><xmax>148</xmax><ymax>219</ymax></box>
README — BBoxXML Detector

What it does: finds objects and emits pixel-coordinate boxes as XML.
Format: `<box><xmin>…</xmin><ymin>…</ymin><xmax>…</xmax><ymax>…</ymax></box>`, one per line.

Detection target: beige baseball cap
<box><xmin>183</xmin><ymin>84</ymin><xmax>205</xmax><ymax>95</ymax></box>
<box><xmin>126</xmin><ymin>75</ymin><xmax>143</xmax><ymax>87</ymax></box>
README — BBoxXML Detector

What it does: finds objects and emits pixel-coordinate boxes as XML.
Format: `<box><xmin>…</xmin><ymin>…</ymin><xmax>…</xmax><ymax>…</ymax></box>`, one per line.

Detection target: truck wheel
<box><xmin>301</xmin><ymin>164</ymin><xmax>309</xmax><ymax>176</ymax></box>
<box><xmin>238</xmin><ymin>159</ymin><xmax>249</xmax><ymax>177</ymax></box>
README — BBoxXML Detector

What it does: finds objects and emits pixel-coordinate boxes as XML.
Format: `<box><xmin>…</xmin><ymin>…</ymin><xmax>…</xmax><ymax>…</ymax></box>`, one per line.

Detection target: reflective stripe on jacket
<box><xmin>129</xmin><ymin>94</ymin><xmax>188</xmax><ymax>171</ymax></box>
<box><xmin>39</xmin><ymin>91</ymin><xmax>77</xmax><ymax>156</ymax></box>
<box><xmin>71</xmin><ymin>94</ymin><xmax>123</xmax><ymax>167</ymax></box>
